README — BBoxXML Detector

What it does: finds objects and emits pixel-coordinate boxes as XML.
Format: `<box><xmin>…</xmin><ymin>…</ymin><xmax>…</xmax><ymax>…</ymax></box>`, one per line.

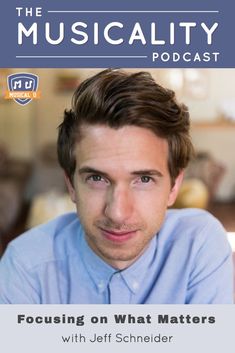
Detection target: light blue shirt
<box><xmin>0</xmin><ymin>209</ymin><xmax>233</xmax><ymax>304</ymax></box>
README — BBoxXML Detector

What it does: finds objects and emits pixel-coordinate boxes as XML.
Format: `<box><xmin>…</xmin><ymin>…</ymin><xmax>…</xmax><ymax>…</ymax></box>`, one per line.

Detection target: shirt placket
<box><xmin>108</xmin><ymin>272</ymin><xmax>131</xmax><ymax>304</ymax></box>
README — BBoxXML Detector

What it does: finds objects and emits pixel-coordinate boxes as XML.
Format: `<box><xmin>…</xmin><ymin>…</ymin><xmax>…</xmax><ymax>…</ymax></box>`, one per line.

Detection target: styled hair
<box><xmin>57</xmin><ymin>69</ymin><xmax>194</xmax><ymax>184</ymax></box>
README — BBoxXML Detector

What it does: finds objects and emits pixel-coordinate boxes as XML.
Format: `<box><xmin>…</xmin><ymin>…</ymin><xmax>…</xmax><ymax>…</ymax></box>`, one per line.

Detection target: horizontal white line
<box><xmin>48</xmin><ymin>10</ymin><xmax>219</xmax><ymax>14</ymax></box>
<box><xmin>16</xmin><ymin>55</ymin><xmax>147</xmax><ymax>59</ymax></box>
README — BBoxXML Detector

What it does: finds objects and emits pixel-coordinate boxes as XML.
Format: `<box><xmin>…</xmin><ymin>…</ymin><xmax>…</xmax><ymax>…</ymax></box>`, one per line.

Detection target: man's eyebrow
<box><xmin>78</xmin><ymin>167</ymin><xmax>163</xmax><ymax>178</ymax></box>
<box><xmin>78</xmin><ymin>167</ymin><xmax>109</xmax><ymax>178</ymax></box>
<box><xmin>131</xmin><ymin>170</ymin><xmax>163</xmax><ymax>177</ymax></box>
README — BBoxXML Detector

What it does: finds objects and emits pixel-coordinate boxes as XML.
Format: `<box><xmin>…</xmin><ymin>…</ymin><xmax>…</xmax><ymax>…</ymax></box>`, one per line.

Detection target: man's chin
<box><xmin>95</xmin><ymin>244</ymin><xmax>148</xmax><ymax>269</ymax></box>
<box><xmin>85</xmin><ymin>228</ymin><xmax>152</xmax><ymax>268</ymax></box>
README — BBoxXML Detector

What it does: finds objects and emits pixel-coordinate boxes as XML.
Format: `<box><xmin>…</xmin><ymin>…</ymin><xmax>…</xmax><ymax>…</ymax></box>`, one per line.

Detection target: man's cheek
<box><xmin>78</xmin><ymin>201</ymin><xmax>102</xmax><ymax>219</ymax></box>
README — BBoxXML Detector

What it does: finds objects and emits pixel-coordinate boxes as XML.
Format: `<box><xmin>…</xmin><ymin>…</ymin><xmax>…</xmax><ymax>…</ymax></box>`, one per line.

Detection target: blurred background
<box><xmin>0</xmin><ymin>68</ymin><xmax>235</xmax><ymax>256</ymax></box>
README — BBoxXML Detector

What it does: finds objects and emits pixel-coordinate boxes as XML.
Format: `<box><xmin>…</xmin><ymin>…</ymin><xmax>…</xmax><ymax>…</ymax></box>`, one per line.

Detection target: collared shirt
<box><xmin>0</xmin><ymin>209</ymin><xmax>233</xmax><ymax>304</ymax></box>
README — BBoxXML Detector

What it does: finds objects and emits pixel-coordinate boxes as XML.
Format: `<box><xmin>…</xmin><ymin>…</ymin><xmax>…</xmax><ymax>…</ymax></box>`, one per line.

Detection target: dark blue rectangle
<box><xmin>0</xmin><ymin>0</ymin><xmax>234</xmax><ymax>68</ymax></box>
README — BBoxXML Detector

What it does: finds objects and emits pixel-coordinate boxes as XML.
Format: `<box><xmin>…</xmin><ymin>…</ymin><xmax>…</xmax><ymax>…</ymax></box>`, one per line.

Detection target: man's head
<box><xmin>57</xmin><ymin>69</ymin><xmax>194</xmax><ymax>269</ymax></box>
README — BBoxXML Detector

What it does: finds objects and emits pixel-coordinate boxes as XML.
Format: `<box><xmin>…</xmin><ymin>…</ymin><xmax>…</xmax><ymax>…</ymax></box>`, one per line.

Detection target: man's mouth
<box><xmin>99</xmin><ymin>227</ymin><xmax>138</xmax><ymax>243</ymax></box>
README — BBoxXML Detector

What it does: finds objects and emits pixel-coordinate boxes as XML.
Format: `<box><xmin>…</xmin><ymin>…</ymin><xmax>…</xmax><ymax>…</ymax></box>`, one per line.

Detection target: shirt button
<box><xmin>132</xmin><ymin>281</ymin><xmax>139</xmax><ymax>290</ymax></box>
<box><xmin>115</xmin><ymin>273</ymin><xmax>121</xmax><ymax>279</ymax></box>
<box><xmin>98</xmin><ymin>281</ymin><xmax>105</xmax><ymax>289</ymax></box>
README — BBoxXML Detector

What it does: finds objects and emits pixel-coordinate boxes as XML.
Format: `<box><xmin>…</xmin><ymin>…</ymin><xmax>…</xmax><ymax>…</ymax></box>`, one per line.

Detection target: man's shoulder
<box><xmin>5</xmin><ymin>212</ymin><xmax>81</xmax><ymax>269</ymax></box>
<box><xmin>163</xmin><ymin>208</ymin><xmax>226</xmax><ymax>243</ymax></box>
<box><xmin>166</xmin><ymin>207</ymin><xmax>220</xmax><ymax>224</ymax></box>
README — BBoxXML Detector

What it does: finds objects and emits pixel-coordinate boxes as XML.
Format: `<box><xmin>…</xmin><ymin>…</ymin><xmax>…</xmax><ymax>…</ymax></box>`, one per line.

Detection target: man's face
<box><xmin>66</xmin><ymin>125</ymin><xmax>183</xmax><ymax>270</ymax></box>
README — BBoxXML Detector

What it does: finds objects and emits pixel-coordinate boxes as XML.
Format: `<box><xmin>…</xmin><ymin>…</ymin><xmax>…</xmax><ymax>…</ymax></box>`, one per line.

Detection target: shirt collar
<box><xmin>79</xmin><ymin>230</ymin><xmax>157</xmax><ymax>294</ymax></box>
<box><xmin>120</xmin><ymin>236</ymin><xmax>157</xmax><ymax>293</ymax></box>
<box><xmin>79</xmin><ymin>232</ymin><xmax>116</xmax><ymax>293</ymax></box>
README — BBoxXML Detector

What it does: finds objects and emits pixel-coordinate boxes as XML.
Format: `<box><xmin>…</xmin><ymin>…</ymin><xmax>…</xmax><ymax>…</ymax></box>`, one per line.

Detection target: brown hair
<box><xmin>57</xmin><ymin>69</ymin><xmax>194</xmax><ymax>185</ymax></box>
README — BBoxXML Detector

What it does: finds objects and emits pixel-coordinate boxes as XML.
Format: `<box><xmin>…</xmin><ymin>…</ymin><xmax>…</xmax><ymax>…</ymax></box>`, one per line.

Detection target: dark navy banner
<box><xmin>0</xmin><ymin>0</ymin><xmax>233</xmax><ymax>68</ymax></box>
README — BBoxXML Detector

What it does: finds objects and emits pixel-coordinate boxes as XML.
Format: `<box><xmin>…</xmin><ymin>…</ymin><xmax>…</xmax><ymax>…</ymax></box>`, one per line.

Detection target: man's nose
<box><xmin>104</xmin><ymin>185</ymin><xmax>133</xmax><ymax>224</ymax></box>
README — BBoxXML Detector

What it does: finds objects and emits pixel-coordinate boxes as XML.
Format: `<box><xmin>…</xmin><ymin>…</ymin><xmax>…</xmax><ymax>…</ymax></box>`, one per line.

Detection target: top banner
<box><xmin>0</xmin><ymin>0</ymin><xmax>233</xmax><ymax>68</ymax></box>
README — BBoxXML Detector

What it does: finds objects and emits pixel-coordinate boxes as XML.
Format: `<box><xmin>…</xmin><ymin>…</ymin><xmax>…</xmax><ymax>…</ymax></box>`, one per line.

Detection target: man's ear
<box><xmin>167</xmin><ymin>170</ymin><xmax>184</xmax><ymax>207</ymax></box>
<box><xmin>64</xmin><ymin>173</ymin><xmax>76</xmax><ymax>203</ymax></box>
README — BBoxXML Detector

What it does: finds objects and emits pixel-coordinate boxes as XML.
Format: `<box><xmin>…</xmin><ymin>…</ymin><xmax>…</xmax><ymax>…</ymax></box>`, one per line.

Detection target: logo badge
<box><xmin>5</xmin><ymin>73</ymin><xmax>40</xmax><ymax>105</ymax></box>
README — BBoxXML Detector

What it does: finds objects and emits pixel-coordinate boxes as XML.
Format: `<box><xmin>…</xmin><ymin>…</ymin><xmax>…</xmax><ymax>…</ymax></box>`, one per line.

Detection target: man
<box><xmin>0</xmin><ymin>69</ymin><xmax>233</xmax><ymax>303</ymax></box>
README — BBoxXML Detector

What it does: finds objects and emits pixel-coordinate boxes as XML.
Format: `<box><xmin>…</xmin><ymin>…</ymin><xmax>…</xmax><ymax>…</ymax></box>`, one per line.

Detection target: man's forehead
<box><xmin>74</xmin><ymin>124</ymin><xmax>169</xmax><ymax>174</ymax></box>
<box><xmin>76</xmin><ymin>124</ymin><xmax>168</xmax><ymax>149</ymax></box>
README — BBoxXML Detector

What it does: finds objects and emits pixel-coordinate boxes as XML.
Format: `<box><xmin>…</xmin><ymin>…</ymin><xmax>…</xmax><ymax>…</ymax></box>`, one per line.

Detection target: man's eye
<box><xmin>140</xmin><ymin>176</ymin><xmax>152</xmax><ymax>183</ymax></box>
<box><xmin>85</xmin><ymin>174</ymin><xmax>110</xmax><ymax>188</ymax></box>
<box><xmin>88</xmin><ymin>175</ymin><xmax>103</xmax><ymax>182</ymax></box>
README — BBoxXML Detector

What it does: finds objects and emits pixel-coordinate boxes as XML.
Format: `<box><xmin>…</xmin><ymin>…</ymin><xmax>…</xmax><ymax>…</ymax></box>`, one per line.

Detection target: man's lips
<box><xmin>99</xmin><ymin>227</ymin><xmax>138</xmax><ymax>243</ymax></box>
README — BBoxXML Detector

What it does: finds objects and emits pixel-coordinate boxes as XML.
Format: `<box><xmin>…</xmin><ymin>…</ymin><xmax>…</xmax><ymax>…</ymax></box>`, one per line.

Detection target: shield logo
<box><xmin>7</xmin><ymin>73</ymin><xmax>39</xmax><ymax>106</ymax></box>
